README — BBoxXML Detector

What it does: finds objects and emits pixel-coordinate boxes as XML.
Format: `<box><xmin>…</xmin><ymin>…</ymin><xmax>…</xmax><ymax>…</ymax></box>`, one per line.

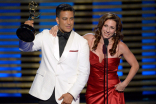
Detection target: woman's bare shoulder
<box><xmin>83</xmin><ymin>33</ymin><xmax>95</xmax><ymax>41</ymax></box>
<box><xmin>118</xmin><ymin>41</ymin><xmax>130</xmax><ymax>54</ymax></box>
<box><xmin>118</xmin><ymin>41</ymin><xmax>128</xmax><ymax>49</ymax></box>
<box><xmin>83</xmin><ymin>33</ymin><xmax>95</xmax><ymax>49</ymax></box>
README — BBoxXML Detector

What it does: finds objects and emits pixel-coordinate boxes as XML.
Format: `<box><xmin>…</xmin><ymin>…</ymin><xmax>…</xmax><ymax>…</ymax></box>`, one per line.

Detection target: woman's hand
<box><xmin>49</xmin><ymin>25</ymin><xmax>58</xmax><ymax>37</ymax></box>
<box><xmin>114</xmin><ymin>82</ymin><xmax>127</xmax><ymax>92</ymax></box>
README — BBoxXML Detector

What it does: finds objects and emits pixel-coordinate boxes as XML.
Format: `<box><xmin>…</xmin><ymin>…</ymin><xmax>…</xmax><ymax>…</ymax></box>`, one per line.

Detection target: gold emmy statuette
<box><xmin>16</xmin><ymin>1</ymin><xmax>40</xmax><ymax>42</ymax></box>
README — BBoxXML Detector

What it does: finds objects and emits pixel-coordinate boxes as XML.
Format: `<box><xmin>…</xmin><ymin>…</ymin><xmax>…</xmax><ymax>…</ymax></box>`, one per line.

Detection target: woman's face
<box><xmin>101</xmin><ymin>19</ymin><xmax>116</xmax><ymax>39</ymax></box>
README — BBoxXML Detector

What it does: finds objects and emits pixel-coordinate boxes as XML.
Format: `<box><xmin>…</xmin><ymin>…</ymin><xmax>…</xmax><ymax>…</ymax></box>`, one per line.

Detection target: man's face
<box><xmin>56</xmin><ymin>11</ymin><xmax>74</xmax><ymax>32</ymax></box>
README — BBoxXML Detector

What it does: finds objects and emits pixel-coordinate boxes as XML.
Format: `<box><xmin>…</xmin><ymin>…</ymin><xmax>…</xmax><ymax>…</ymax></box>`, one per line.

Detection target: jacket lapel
<box><xmin>53</xmin><ymin>36</ymin><xmax>60</xmax><ymax>61</ymax></box>
<box><xmin>59</xmin><ymin>30</ymin><xmax>75</xmax><ymax>63</ymax></box>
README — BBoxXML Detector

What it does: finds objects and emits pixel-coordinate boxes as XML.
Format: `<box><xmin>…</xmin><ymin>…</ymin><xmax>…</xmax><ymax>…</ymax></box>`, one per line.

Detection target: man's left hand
<box><xmin>58</xmin><ymin>93</ymin><xmax>74</xmax><ymax>104</ymax></box>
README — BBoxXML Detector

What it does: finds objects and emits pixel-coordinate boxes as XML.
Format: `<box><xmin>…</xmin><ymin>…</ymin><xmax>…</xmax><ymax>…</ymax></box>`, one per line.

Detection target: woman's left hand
<box><xmin>114</xmin><ymin>82</ymin><xmax>127</xmax><ymax>92</ymax></box>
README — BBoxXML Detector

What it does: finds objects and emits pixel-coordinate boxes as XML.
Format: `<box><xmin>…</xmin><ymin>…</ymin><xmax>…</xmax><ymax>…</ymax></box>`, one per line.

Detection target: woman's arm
<box><xmin>49</xmin><ymin>25</ymin><xmax>58</xmax><ymax>37</ymax></box>
<box><xmin>83</xmin><ymin>33</ymin><xmax>95</xmax><ymax>50</ymax></box>
<box><xmin>115</xmin><ymin>41</ymin><xmax>139</xmax><ymax>91</ymax></box>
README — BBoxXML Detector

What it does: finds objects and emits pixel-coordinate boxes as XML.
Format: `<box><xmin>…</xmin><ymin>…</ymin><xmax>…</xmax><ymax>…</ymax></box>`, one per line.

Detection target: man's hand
<box><xmin>58</xmin><ymin>93</ymin><xmax>74</xmax><ymax>104</ymax></box>
<box><xmin>24</xmin><ymin>20</ymin><xmax>34</xmax><ymax>27</ymax></box>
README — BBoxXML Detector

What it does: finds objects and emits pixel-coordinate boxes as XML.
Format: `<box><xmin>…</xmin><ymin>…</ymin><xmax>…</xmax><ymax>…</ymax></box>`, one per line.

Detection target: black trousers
<box><xmin>38</xmin><ymin>89</ymin><xmax>57</xmax><ymax>104</ymax></box>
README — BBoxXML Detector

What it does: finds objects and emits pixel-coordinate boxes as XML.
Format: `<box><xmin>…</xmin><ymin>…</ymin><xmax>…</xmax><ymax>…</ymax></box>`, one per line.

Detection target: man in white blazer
<box><xmin>19</xmin><ymin>4</ymin><xmax>90</xmax><ymax>104</ymax></box>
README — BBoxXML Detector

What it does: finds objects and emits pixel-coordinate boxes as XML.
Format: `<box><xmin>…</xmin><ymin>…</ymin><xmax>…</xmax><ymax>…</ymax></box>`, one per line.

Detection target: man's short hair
<box><xmin>56</xmin><ymin>4</ymin><xmax>75</xmax><ymax>17</ymax></box>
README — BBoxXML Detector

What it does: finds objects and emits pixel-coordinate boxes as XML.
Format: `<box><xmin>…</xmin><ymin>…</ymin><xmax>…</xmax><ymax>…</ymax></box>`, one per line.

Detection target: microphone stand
<box><xmin>103</xmin><ymin>38</ymin><xmax>109</xmax><ymax>104</ymax></box>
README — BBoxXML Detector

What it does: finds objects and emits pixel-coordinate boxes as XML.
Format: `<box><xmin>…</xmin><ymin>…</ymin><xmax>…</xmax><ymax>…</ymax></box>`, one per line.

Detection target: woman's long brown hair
<box><xmin>92</xmin><ymin>12</ymin><xmax>124</xmax><ymax>56</ymax></box>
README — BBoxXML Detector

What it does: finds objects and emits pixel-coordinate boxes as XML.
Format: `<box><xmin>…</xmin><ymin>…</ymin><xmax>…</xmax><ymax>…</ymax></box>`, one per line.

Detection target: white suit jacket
<box><xmin>19</xmin><ymin>29</ymin><xmax>90</xmax><ymax>104</ymax></box>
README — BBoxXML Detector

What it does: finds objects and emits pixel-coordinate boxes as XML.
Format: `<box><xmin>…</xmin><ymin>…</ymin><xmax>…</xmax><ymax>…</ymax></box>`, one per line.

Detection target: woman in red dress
<box><xmin>83</xmin><ymin>13</ymin><xmax>139</xmax><ymax>104</ymax></box>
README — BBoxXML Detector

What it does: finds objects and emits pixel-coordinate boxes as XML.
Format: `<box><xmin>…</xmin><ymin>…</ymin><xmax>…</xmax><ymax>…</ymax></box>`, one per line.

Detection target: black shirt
<box><xmin>57</xmin><ymin>30</ymin><xmax>71</xmax><ymax>57</ymax></box>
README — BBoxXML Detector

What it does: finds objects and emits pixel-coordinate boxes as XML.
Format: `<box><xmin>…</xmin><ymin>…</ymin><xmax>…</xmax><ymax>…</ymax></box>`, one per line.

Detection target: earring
<box><xmin>114</xmin><ymin>33</ymin><xmax>116</xmax><ymax>36</ymax></box>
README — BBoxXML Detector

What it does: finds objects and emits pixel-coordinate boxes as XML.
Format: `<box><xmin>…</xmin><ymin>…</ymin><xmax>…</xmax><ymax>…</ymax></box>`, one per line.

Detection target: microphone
<box><xmin>104</xmin><ymin>38</ymin><xmax>109</xmax><ymax>46</ymax></box>
<box><xmin>103</xmin><ymin>38</ymin><xmax>109</xmax><ymax>104</ymax></box>
<box><xmin>103</xmin><ymin>38</ymin><xmax>109</xmax><ymax>54</ymax></box>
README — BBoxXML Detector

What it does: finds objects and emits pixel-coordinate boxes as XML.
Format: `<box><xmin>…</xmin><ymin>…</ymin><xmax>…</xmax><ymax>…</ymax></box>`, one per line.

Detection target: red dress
<box><xmin>86</xmin><ymin>51</ymin><xmax>125</xmax><ymax>104</ymax></box>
